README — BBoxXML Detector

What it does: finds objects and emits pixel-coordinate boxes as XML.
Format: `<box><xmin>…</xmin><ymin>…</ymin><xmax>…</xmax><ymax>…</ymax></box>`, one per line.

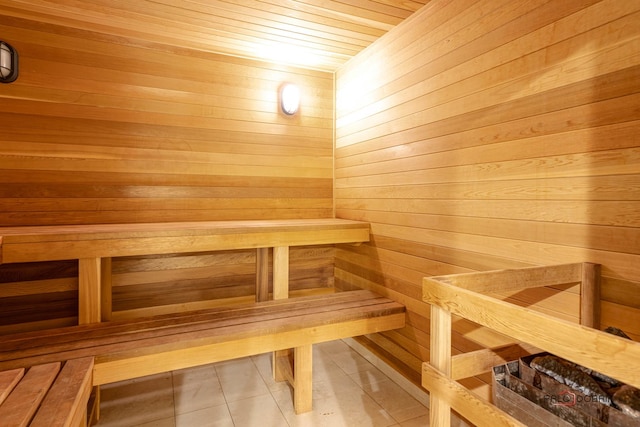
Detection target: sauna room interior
<box><xmin>0</xmin><ymin>0</ymin><xmax>639</xmax><ymax>426</ymax></box>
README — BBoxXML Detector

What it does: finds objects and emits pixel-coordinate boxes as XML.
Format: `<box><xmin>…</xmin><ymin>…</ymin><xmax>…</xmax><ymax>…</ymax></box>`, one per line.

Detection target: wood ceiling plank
<box><xmin>3</xmin><ymin>0</ymin><xmax>427</xmax><ymax>70</ymax></box>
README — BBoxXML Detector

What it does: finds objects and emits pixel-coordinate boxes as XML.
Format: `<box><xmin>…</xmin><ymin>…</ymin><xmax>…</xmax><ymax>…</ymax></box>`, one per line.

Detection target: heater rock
<box><xmin>613</xmin><ymin>385</ymin><xmax>640</xmax><ymax>418</ymax></box>
<box><xmin>604</xmin><ymin>326</ymin><xmax>632</xmax><ymax>339</ymax></box>
<box><xmin>530</xmin><ymin>355</ymin><xmax>612</xmax><ymax>406</ymax></box>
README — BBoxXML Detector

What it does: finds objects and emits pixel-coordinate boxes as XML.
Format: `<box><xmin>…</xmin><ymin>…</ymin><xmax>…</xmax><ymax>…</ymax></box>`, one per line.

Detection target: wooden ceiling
<box><xmin>4</xmin><ymin>0</ymin><xmax>430</xmax><ymax>72</ymax></box>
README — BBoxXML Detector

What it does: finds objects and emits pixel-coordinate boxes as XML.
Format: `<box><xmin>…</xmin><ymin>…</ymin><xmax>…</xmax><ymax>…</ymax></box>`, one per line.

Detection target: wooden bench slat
<box><xmin>0</xmin><ymin>290</ymin><xmax>382</xmax><ymax>351</ymax></box>
<box><xmin>0</xmin><ymin>368</ymin><xmax>24</xmax><ymax>405</ymax></box>
<box><xmin>0</xmin><ymin>291</ymin><xmax>404</xmax><ymax>372</ymax></box>
<box><xmin>0</xmin><ymin>219</ymin><xmax>370</xmax><ymax>263</ymax></box>
<box><xmin>2</xmin><ymin>302</ymin><xmax>405</xmax><ymax>371</ymax></box>
<box><xmin>93</xmin><ymin>307</ymin><xmax>405</xmax><ymax>385</ymax></box>
<box><xmin>92</xmin><ymin>300</ymin><xmax>405</xmax><ymax>361</ymax></box>
<box><xmin>0</xmin><ymin>362</ymin><xmax>61</xmax><ymax>427</ymax></box>
<box><xmin>0</xmin><ymin>219</ymin><xmax>369</xmax><ymax>242</ymax></box>
<box><xmin>0</xmin><ymin>291</ymin><xmax>392</xmax><ymax>357</ymax></box>
<box><xmin>0</xmin><ymin>289</ymin><xmax>405</xmax><ymax>418</ymax></box>
<box><xmin>30</xmin><ymin>357</ymin><xmax>94</xmax><ymax>427</ymax></box>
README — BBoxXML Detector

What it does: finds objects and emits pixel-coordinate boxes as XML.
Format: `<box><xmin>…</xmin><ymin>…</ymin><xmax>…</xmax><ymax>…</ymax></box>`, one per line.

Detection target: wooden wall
<box><xmin>335</xmin><ymin>0</ymin><xmax>640</xmax><ymax>398</ymax></box>
<box><xmin>0</xmin><ymin>11</ymin><xmax>335</xmax><ymax>330</ymax></box>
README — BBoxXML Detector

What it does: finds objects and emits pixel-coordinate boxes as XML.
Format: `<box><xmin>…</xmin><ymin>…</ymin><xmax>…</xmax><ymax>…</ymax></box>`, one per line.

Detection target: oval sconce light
<box><xmin>0</xmin><ymin>41</ymin><xmax>18</xmax><ymax>84</ymax></box>
<box><xmin>281</xmin><ymin>83</ymin><xmax>300</xmax><ymax>115</ymax></box>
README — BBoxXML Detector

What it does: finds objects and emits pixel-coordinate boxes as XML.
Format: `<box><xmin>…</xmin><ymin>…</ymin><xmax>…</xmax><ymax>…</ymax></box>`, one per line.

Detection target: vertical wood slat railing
<box><xmin>421</xmin><ymin>262</ymin><xmax>640</xmax><ymax>427</ymax></box>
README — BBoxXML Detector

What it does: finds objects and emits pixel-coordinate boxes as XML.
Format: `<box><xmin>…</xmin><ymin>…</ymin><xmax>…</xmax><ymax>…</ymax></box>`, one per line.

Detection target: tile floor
<box><xmin>94</xmin><ymin>339</ymin><xmax>431</xmax><ymax>427</ymax></box>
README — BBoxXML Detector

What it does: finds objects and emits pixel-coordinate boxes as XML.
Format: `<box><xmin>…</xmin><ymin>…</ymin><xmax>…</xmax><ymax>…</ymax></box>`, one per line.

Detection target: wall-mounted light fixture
<box><xmin>280</xmin><ymin>83</ymin><xmax>300</xmax><ymax>115</ymax></box>
<box><xmin>0</xmin><ymin>41</ymin><xmax>18</xmax><ymax>84</ymax></box>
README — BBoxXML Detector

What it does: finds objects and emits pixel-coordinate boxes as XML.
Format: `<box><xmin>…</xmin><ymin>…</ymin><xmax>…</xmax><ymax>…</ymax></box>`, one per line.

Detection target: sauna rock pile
<box><xmin>530</xmin><ymin>327</ymin><xmax>640</xmax><ymax>418</ymax></box>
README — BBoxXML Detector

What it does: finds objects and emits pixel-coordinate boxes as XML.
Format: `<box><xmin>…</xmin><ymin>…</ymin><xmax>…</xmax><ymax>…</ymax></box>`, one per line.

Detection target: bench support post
<box><xmin>272</xmin><ymin>246</ymin><xmax>290</xmax><ymax>381</ymax></box>
<box><xmin>272</xmin><ymin>246</ymin><xmax>289</xmax><ymax>299</ymax></box>
<box><xmin>100</xmin><ymin>257</ymin><xmax>112</xmax><ymax>322</ymax></box>
<box><xmin>430</xmin><ymin>304</ymin><xmax>452</xmax><ymax>426</ymax></box>
<box><xmin>79</xmin><ymin>258</ymin><xmax>102</xmax><ymax>324</ymax></box>
<box><xmin>79</xmin><ymin>257</ymin><xmax>109</xmax><ymax>423</ymax></box>
<box><xmin>581</xmin><ymin>262</ymin><xmax>601</xmax><ymax>329</ymax></box>
<box><xmin>294</xmin><ymin>344</ymin><xmax>313</xmax><ymax>414</ymax></box>
<box><xmin>256</xmin><ymin>248</ymin><xmax>269</xmax><ymax>302</ymax></box>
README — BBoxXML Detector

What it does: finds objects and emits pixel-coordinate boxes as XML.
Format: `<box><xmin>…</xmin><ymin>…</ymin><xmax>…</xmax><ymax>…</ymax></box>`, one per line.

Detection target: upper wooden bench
<box><xmin>0</xmin><ymin>219</ymin><xmax>370</xmax><ymax>323</ymax></box>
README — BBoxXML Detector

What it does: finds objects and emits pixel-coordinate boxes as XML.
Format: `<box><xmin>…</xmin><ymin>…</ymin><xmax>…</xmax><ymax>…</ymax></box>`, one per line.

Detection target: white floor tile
<box><xmin>400</xmin><ymin>414</ymin><xmax>430</xmax><ymax>426</ymax></box>
<box><xmin>172</xmin><ymin>363</ymin><xmax>226</xmax><ymax>414</ymax></box>
<box><xmin>349</xmin><ymin>365</ymin><xmax>391</xmax><ymax>388</ymax></box>
<box><xmin>175</xmin><ymin>404</ymin><xmax>235</xmax><ymax>427</ymax></box>
<box><xmin>136</xmin><ymin>417</ymin><xmax>176</xmax><ymax>427</ymax></box>
<box><xmin>330</xmin><ymin>348</ymin><xmax>376</xmax><ymax>375</ymax></box>
<box><xmin>227</xmin><ymin>393</ymin><xmax>289</xmax><ymax>427</ymax></box>
<box><xmin>251</xmin><ymin>352</ymin><xmax>291</xmax><ymax>394</ymax></box>
<box><xmin>276</xmin><ymin>387</ymin><xmax>397</xmax><ymax>427</ymax></box>
<box><xmin>215</xmin><ymin>356</ymin><xmax>271</xmax><ymax>403</ymax></box>
<box><xmin>360</xmin><ymin>379</ymin><xmax>429</xmax><ymax>422</ymax></box>
<box><xmin>95</xmin><ymin>340</ymin><xmax>431</xmax><ymax>427</ymax></box>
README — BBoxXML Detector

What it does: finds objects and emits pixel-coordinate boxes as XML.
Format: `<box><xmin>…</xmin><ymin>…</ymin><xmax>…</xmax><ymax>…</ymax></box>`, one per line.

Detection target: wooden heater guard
<box><xmin>421</xmin><ymin>262</ymin><xmax>640</xmax><ymax>427</ymax></box>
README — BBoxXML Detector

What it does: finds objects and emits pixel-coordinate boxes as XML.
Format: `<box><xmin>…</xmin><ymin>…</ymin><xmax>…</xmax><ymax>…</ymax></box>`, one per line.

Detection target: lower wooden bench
<box><xmin>0</xmin><ymin>357</ymin><xmax>93</xmax><ymax>427</ymax></box>
<box><xmin>0</xmin><ymin>290</ymin><xmax>405</xmax><ymax>421</ymax></box>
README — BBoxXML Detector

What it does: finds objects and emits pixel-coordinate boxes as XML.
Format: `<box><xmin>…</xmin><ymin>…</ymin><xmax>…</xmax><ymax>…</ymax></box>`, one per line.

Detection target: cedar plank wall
<box><xmin>335</xmin><ymin>0</ymin><xmax>640</xmax><ymax>399</ymax></box>
<box><xmin>0</xmin><ymin>13</ymin><xmax>334</xmax><ymax>331</ymax></box>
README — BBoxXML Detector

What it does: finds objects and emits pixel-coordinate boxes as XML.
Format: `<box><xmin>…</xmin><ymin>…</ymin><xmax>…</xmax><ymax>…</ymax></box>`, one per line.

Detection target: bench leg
<box><xmin>430</xmin><ymin>305</ymin><xmax>452</xmax><ymax>426</ymax></box>
<box><xmin>273</xmin><ymin>350</ymin><xmax>290</xmax><ymax>382</ymax></box>
<box><xmin>293</xmin><ymin>344</ymin><xmax>312</xmax><ymax>414</ymax></box>
<box><xmin>100</xmin><ymin>258</ymin><xmax>112</xmax><ymax>322</ymax></box>
<box><xmin>272</xmin><ymin>246</ymin><xmax>290</xmax><ymax>382</ymax></box>
<box><xmin>79</xmin><ymin>258</ymin><xmax>102</xmax><ymax>324</ymax></box>
<box><xmin>580</xmin><ymin>262</ymin><xmax>601</xmax><ymax>329</ymax></box>
<box><xmin>256</xmin><ymin>248</ymin><xmax>270</xmax><ymax>302</ymax></box>
<box><xmin>88</xmin><ymin>386</ymin><xmax>100</xmax><ymax>425</ymax></box>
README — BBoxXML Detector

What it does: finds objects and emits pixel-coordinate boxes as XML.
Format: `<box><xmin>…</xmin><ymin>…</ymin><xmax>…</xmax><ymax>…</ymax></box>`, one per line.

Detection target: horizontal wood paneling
<box><xmin>0</xmin><ymin>14</ymin><xmax>335</xmax><ymax>225</ymax></box>
<box><xmin>111</xmin><ymin>245</ymin><xmax>336</xmax><ymax>316</ymax></box>
<box><xmin>1</xmin><ymin>0</ymin><xmax>428</xmax><ymax>71</ymax></box>
<box><xmin>335</xmin><ymin>0</ymin><xmax>640</xmax><ymax>398</ymax></box>
<box><xmin>0</xmin><ymin>246</ymin><xmax>337</xmax><ymax>330</ymax></box>
<box><xmin>0</xmin><ymin>9</ymin><xmax>336</xmax><ymax>331</ymax></box>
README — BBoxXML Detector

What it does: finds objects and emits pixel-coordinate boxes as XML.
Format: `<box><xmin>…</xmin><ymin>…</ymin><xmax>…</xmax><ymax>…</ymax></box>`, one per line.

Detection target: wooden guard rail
<box><xmin>421</xmin><ymin>263</ymin><xmax>640</xmax><ymax>427</ymax></box>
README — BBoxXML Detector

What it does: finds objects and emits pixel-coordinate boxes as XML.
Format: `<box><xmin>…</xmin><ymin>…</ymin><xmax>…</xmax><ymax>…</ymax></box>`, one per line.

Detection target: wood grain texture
<box><xmin>0</xmin><ymin>219</ymin><xmax>369</xmax><ymax>263</ymax></box>
<box><xmin>0</xmin><ymin>362</ymin><xmax>61</xmax><ymax>427</ymax></box>
<box><xmin>422</xmin><ymin>362</ymin><xmax>526</xmax><ymax>427</ymax></box>
<box><xmin>0</xmin><ymin>0</ymin><xmax>428</xmax><ymax>71</ymax></box>
<box><xmin>293</xmin><ymin>344</ymin><xmax>313</xmax><ymax>414</ymax></box>
<box><xmin>0</xmin><ymin>12</ymin><xmax>334</xmax><ymax>228</ymax></box>
<box><xmin>423</xmin><ymin>276</ymin><xmax>640</xmax><ymax>389</ymax></box>
<box><xmin>0</xmin><ymin>1</ymin><xmax>637</xmax><ymax>417</ymax></box>
<box><xmin>78</xmin><ymin>257</ymin><xmax>102</xmax><ymax>324</ymax></box>
<box><xmin>0</xmin><ymin>368</ymin><xmax>24</xmax><ymax>405</ymax></box>
<box><xmin>429</xmin><ymin>304</ymin><xmax>452</xmax><ymax>426</ymax></box>
<box><xmin>0</xmin><ymin>290</ymin><xmax>405</xmax><ymax>398</ymax></box>
<box><xmin>451</xmin><ymin>343</ymin><xmax>539</xmax><ymax>381</ymax></box>
<box><xmin>0</xmin><ymin>220</ymin><xmax>367</xmax><ymax>331</ymax></box>
<box><xmin>335</xmin><ymin>0</ymin><xmax>640</xmax><ymax>398</ymax></box>
<box><xmin>30</xmin><ymin>357</ymin><xmax>94</xmax><ymax>427</ymax></box>
<box><xmin>0</xmin><ymin>2</ymin><xmax>337</xmax><ymax>331</ymax></box>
